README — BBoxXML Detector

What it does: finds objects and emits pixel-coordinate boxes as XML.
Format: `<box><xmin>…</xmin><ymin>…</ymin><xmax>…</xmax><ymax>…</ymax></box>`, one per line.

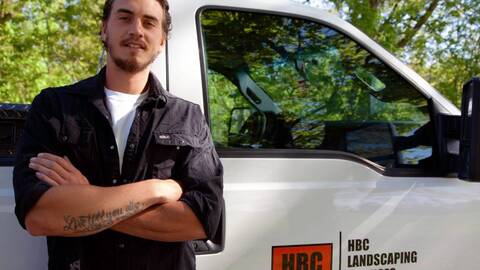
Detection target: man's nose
<box><xmin>128</xmin><ymin>19</ymin><xmax>144</xmax><ymax>37</ymax></box>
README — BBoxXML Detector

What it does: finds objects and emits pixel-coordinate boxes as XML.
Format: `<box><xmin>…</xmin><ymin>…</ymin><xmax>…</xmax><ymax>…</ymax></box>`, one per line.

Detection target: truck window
<box><xmin>199</xmin><ymin>9</ymin><xmax>434</xmax><ymax>170</ymax></box>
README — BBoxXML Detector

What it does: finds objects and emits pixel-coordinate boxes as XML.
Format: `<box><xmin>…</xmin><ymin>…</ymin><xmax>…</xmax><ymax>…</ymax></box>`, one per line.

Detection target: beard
<box><xmin>105</xmin><ymin>36</ymin><xmax>158</xmax><ymax>73</ymax></box>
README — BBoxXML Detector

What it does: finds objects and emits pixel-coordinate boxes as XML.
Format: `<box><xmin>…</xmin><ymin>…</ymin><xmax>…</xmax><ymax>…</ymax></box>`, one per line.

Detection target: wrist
<box><xmin>141</xmin><ymin>179</ymin><xmax>166</xmax><ymax>205</ymax></box>
<box><xmin>156</xmin><ymin>180</ymin><xmax>171</xmax><ymax>204</ymax></box>
<box><xmin>149</xmin><ymin>179</ymin><xmax>182</xmax><ymax>204</ymax></box>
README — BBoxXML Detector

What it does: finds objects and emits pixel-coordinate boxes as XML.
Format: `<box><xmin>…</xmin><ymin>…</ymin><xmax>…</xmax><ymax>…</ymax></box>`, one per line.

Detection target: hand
<box><xmin>29</xmin><ymin>153</ymin><xmax>89</xmax><ymax>186</ymax></box>
<box><xmin>153</xmin><ymin>179</ymin><xmax>182</xmax><ymax>203</ymax></box>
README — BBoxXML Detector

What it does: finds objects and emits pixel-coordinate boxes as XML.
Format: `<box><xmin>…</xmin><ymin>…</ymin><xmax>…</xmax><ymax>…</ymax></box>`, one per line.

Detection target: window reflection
<box><xmin>201</xmin><ymin>10</ymin><xmax>434</xmax><ymax>169</ymax></box>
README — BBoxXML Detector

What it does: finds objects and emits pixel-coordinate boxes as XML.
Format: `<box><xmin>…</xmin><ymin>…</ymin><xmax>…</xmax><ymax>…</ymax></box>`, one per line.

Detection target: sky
<box><xmin>291</xmin><ymin>0</ymin><xmax>336</xmax><ymax>10</ymax></box>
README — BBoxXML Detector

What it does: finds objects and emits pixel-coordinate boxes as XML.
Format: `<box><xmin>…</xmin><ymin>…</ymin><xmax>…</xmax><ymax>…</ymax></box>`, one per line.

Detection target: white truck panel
<box><xmin>0</xmin><ymin>167</ymin><xmax>48</xmax><ymax>269</ymax></box>
<box><xmin>1</xmin><ymin>1</ymin><xmax>475</xmax><ymax>270</ymax></box>
<box><xmin>197</xmin><ymin>159</ymin><xmax>480</xmax><ymax>269</ymax></box>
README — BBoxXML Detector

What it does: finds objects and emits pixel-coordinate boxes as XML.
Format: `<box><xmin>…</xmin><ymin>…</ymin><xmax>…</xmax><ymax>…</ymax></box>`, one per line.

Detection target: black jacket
<box><xmin>13</xmin><ymin>69</ymin><xmax>224</xmax><ymax>270</ymax></box>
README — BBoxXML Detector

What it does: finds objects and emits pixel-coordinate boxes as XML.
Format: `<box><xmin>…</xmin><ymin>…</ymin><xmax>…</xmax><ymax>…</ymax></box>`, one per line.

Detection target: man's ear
<box><xmin>100</xmin><ymin>23</ymin><xmax>107</xmax><ymax>42</ymax></box>
<box><xmin>157</xmin><ymin>38</ymin><xmax>166</xmax><ymax>54</ymax></box>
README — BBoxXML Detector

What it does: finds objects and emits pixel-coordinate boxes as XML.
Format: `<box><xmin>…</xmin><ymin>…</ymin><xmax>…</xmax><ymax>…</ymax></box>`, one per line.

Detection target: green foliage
<box><xmin>300</xmin><ymin>0</ymin><xmax>480</xmax><ymax>107</ymax></box>
<box><xmin>0</xmin><ymin>0</ymin><xmax>102</xmax><ymax>103</ymax></box>
<box><xmin>1</xmin><ymin>0</ymin><xmax>477</xmax><ymax>110</ymax></box>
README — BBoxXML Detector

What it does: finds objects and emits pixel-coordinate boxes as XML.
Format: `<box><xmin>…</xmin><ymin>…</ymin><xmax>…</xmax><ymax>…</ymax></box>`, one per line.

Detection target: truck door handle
<box><xmin>192</xmin><ymin>239</ymin><xmax>223</xmax><ymax>254</ymax></box>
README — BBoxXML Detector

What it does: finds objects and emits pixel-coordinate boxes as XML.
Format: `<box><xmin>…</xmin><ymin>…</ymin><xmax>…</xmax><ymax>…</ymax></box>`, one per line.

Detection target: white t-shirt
<box><xmin>104</xmin><ymin>88</ymin><xmax>147</xmax><ymax>172</ymax></box>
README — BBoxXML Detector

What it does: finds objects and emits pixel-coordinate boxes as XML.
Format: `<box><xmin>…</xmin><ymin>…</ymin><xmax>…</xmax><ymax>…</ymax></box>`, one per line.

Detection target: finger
<box><xmin>62</xmin><ymin>156</ymin><xmax>89</xmax><ymax>184</ymax></box>
<box><xmin>32</xmin><ymin>156</ymin><xmax>70</xmax><ymax>179</ymax></box>
<box><xmin>63</xmin><ymin>155</ymin><xmax>81</xmax><ymax>173</ymax></box>
<box><xmin>38</xmin><ymin>153</ymin><xmax>76</xmax><ymax>173</ymax></box>
<box><xmin>29</xmin><ymin>161</ymin><xmax>65</xmax><ymax>185</ymax></box>
<box><xmin>35</xmin><ymin>172</ymin><xmax>60</xmax><ymax>186</ymax></box>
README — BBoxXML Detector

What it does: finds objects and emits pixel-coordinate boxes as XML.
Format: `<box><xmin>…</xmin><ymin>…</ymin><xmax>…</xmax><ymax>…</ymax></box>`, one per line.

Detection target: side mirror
<box><xmin>353</xmin><ymin>68</ymin><xmax>386</xmax><ymax>93</ymax></box>
<box><xmin>459</xmin><ymin>77</ymin><xmax>480</xmax><ymax>181</ymax></box>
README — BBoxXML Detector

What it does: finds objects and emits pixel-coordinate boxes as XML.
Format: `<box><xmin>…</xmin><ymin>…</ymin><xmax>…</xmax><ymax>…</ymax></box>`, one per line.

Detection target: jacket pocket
<box><xmin>59</xmin><ymin>122</ymin><xmax>96</xmax><ymax>175</ymax></box>
<box><xmin>150</xmin><ymin>132</ymin><xmax>197</xmax><ymax>179</ymax></box>
<box><xmin>60</xmin><ymin>128</ymin><xmax>93</xmax><ymax>147</ymax></box>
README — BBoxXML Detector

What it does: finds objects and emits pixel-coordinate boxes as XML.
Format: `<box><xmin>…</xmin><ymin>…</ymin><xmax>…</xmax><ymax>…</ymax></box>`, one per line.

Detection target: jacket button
<box><xmin>118</xmin><ymin>243</ymin><xmax>125</xmax><ymax>248</ymax></box>
<box><xmin>110</xmin><ymin>145</ymin><xmax>115</xmax><ymax>150</ymax></box>
<box><xmin>112</xmin><ymin>179</ymin><xmax>117</xmax><ymax>184</ymax></box>
<box><xmin>129</xmin><ymin>143</ymin><xmax>135</xmax><ymax>149</ymax></box>
<box><xmin>62</xmin><ymin>136</ymin><xmax>68</xmax><ymax>142</ymax></box>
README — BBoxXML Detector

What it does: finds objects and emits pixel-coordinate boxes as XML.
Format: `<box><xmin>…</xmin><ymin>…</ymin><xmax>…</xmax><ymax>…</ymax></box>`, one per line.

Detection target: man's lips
<box><xmin>121</xmin><ymin>40</ymin><xmax>147</xmax><ymax>50</ymax></box>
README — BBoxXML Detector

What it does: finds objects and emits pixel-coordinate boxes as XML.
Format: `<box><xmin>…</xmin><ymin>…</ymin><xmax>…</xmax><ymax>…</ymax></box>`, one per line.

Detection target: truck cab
<box><xmin>1</xmin><ymin>0</ymin><xmax>480</xmax><ymax>269</ymax></box>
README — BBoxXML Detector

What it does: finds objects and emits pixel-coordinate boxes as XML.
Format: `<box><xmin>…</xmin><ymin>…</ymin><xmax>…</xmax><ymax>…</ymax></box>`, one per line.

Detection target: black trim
<box><xmin>165</xmin><ymin>39</ymin><xmax>170</xmax><ymax>92</ymax></box>
<box><xmin>339</xmin><ymin>231</ymin><xmax>342</xmax><ymax>270</ymax></box>
<box><xmin>195</xmin><ymin>6</ymin><xmax>440</xmax><ymax>178</ymax></box>
<box><xmin>195</xmin><ymin>8</ymin><xmax>212</xmax><ymax>128</ymax></box>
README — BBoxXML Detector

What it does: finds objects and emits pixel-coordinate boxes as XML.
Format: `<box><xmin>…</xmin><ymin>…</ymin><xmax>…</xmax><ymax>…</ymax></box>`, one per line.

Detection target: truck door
<box><xmin>194</xmin><ymin>7</ymin><xmax>480</xmax><ymax>270</ymax></box>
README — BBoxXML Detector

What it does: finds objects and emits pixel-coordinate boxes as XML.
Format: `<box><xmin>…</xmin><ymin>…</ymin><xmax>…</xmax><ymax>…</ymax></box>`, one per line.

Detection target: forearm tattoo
<box><xmin>63</xmin><ymin>201</ymin><xmax>145</xmax><ymax>233</ymax></box>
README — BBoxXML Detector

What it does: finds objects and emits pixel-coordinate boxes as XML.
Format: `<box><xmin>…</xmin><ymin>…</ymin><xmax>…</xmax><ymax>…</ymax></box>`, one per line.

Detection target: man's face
<box><xmin>101</xmin><ymin>0</ymin><xmax>166</xmax><ymax>73</ymax></box>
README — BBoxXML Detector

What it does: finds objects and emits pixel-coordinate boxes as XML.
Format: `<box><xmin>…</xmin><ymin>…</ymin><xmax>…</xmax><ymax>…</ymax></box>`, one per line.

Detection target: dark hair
<box><xmin>102</xmin><ymin>0</ymin><xmax>172</xmax><ymax>38</ymax></box>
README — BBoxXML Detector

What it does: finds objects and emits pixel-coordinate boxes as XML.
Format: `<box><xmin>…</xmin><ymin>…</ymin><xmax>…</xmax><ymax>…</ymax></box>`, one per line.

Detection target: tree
<box><xmin>0</xmin><ymin>0</ymin><xmax>102</xmax><ymax>103</ymax></box>
<box><xmin>297</xmin><ymin>0</ymin><xmax>480</xmax><ymax>107</ymax></box>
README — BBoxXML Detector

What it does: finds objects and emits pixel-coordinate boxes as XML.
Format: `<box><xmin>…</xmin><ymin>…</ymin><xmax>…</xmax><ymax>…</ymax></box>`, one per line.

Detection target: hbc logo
<box><xmin>272</xmin><ymin>244</ymin><xmax>332</xmax><ymax>270</ymax></box>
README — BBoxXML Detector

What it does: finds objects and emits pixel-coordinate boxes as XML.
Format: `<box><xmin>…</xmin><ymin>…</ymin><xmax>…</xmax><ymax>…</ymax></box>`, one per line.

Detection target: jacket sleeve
<box><xmin>13</xmin><ymin>89</ymin><xmax>61</xmax><ymax>230</ymax></box>
<box><xmin>178</xmin><ymin>105</ymin><xmax>224</xmax><ymax>240</ymax></box>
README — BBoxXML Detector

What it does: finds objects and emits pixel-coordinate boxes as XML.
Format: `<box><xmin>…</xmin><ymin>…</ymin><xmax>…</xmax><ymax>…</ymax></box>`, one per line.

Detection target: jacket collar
<box><xmin>64</xmin><ymin>67</ymin><xmax>168</xmax><ymax>108</ymax></box>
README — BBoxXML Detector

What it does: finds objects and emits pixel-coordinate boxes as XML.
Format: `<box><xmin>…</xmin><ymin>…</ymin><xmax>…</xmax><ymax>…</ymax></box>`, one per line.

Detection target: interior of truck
<box><xmin>200</xmin><ymin>9</ymin><xmax>436</xmax><ymax>170</ymax></box>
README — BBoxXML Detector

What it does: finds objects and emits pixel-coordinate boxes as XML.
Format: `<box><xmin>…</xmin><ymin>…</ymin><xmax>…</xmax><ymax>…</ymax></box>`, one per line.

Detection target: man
<box><xmin>12</xmin><ymin>0</ymin><xmax>223</xmax><ymax>269</ymax></box>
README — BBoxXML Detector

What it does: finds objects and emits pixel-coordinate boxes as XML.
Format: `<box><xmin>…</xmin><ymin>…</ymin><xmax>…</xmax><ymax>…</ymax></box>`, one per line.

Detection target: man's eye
<box><xmin>144</xmin><ymin>21</ymin><xmax>156</xmax><ymax>27</ymax></box>
<box><xmin>119</xmin><ymin>17</ymin><xmax>129</xmax><ymax>21</ymax></box>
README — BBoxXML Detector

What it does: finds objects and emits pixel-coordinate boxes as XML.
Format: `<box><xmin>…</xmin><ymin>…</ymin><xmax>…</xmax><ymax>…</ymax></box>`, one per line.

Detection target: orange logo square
<box><xmin>272</xmin><ymin>244</ymin><xmax>332</xmax><ymax>270</ymax></box>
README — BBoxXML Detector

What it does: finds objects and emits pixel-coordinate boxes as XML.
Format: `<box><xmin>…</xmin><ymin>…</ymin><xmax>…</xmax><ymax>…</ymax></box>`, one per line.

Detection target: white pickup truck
<box><xmin>2</xmin><ymin>0</ymin><xmax>480</xmax><ymax>269</ymax></box>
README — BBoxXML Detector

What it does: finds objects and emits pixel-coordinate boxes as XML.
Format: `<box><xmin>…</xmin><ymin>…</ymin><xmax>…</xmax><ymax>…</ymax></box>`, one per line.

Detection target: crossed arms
<box><xmin>13</xmin><ymin>91</ymin><xmax>222</xmax><ymax>243</ymax></box>
<box><xmin>25</xmin><ymin>153</ymin><xmax>206</xmax><ymax>242</ymax></box>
